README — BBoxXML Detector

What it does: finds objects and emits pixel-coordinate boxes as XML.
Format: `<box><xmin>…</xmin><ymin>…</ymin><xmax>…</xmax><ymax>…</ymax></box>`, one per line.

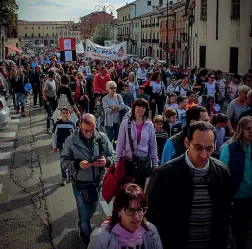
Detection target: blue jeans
<box><xmin>72</xmin><ymin>184</ymin><xmax>100</xmax><ymax>241</ymax></box>
<box><xmin>105</xmin><ymin>123</ymin><xmax>119</xmax><ymax>142</ymax></box>
<box><xmin>15</xmin><ymin>92</ymin><xmax>25</xmax><ymax>112</ymax></box>
<box><xmin>96</xmin><ymin>116</ymin><xmax>101</xmax><ymax>130</ymax></box>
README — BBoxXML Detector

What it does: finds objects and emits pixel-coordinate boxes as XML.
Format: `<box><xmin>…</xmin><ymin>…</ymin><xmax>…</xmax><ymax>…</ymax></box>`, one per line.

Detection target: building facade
<box><xmin>116</xmin><ymin>4</ymin><xmax>132</xmax><ymax>53</ymax></box>
<box><xmin>57</xmin><ymin>23</ymin><xmax>81</xmax><ymax>43</ymax></box>
<box><xmin>17</xmin><ymin>20</ymin><xmax>73</xmax><ymax>46</ymax></box>
<box><xmin>186</xmin><ymin>0</ymin><xmax>252</xmax><ymax>75</ymax></box>
<box><xmin>80</xmin><ymin>11</ymin><xmax>114</xmax><ymax>40</ymax></box>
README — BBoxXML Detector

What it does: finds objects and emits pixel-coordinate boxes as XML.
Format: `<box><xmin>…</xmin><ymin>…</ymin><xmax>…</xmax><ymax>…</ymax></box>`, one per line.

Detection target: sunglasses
<box><xmin>78</xmin><ymin>77</ymin><xmax>83</xmax><ymax>79</ymax></box>
<box><xmin>110</xmin><ymin>87</ymin><xmax>117</xmax><ymax>90</ymax></box>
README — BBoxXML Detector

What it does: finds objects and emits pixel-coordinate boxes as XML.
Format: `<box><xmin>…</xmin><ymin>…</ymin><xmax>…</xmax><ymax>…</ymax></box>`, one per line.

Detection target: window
<box><xmin>159</xmin><ymin>0</ymin><xmax>163</xmax><ymax>6</ymax></box>
<box><xmin>229</xmin><ymin>47</ymin><xmax>239</xmax><ymax>73</ymax></box>
<box><xmin>25</xmin><ymin>27</ymin><xmax>27</xmax><ymax>29</ymax></box>
<box><xmin>201</xmin><ymin>0</ymin><xmax>207</xmax><ymax>20</ymax></box>
<box><xmin>199</xmin><ymin>46</ymin><xmax>206</xmax><ymax>68</ymax></box>
<box><xmin>31</xmin><ymin>33</ymin><xmax>33</xmax><ymax>37</ymax></box>
<box><xmin>38</xmin><ymin>33</ymin><xmax>40</xmax><ymax>37</ymax></box>
<box><xmin>31</xmin><ymin>27</ymin><xmax>33</xmax><ymax>29</ymax></box>
<box><xmin>25</xmin><ymin>33</ymin><xmax>27</xmax><ymax>36</ymax></box>
<box><xmin>52</xmin><ymin>33</ymin><xmax>54</xmax><ymax>36</ymax></box>
<box><xmin>157</xmin><ymin>50</ymin><xmax>159</xmax><ymax>57</ymax></box>
<box><xmin>16</xmin><ymin>43</ymin><xmax>18</xmax><ymax>47</ymax></box>
<box><xmin>46</xmin><ymin>33</ymin><xmax>49</xmax><ymax>36</ymax></box>
<box><xmin>231</xmin><ymin>0</ymin><xmax>240</xmax><ymax>19</ymax></box>
<box><xmin>147</xmin><ymin>1</ymin><xmax>151</xmax><ymax>6</ymax></box>
<box><xmin>172</xmin><ymin>19</ymin><xmax>175</xmax><ymax>28</ymax></box>
<box><xmin>38</xmin><ymin>27</ymin><xmax>40</xmax><ymax>29</ymax></box>
<box><xmin>46</xmin><ymin>27</ymin><xmax>48</xmax><ymax>29</ymax></box>
<box><xmin>52</xmin><ymin>27</ymin><xmax>54</xmax><ymax>29</ymax></box>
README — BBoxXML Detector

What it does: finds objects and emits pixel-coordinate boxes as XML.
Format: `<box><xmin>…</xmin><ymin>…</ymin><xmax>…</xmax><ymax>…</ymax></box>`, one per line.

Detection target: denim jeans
<box><xmin>72</xmin><ymin>184</ymin><xmax>101</xmax><ymax>242</ymax></box>
<box><xmin>96</xmin><ymin>116</ymin><xmax>101</xmax><ymax>130</ymax></box>
<box><xmin>105</xmin><ymin>123</ymin><xmax>119</xmax><ymax>142</ymax></box>
<box><xmin>15</xmin><ymin>92</ymin><xmax>26</xmax><ymax>113</ymax></box>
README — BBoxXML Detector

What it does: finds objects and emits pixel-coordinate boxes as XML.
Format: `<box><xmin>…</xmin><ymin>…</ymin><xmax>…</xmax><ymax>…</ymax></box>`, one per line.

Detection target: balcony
<box><xmin>144</xmin><ymin>24</ymin><xmax>148</xmax><ymax>27</ymax></box>
<box><xmin>141</xmin><ymin>39</ymin><xmax>147</xmax><ymax>43</ymax></box>
<box><xmin>152</xmin><ymin>23</ymin><xmax>155</xmax><ymax>27</ymax></box>
<box><xmin>147</xmin><ymin>39</ymin><xmax>151</xmax><ymax>43</ymax></box>
<box><xmin>152</xmin><ymin>39</ymin><xmax>159</xmax><ymax>44</ymax></box>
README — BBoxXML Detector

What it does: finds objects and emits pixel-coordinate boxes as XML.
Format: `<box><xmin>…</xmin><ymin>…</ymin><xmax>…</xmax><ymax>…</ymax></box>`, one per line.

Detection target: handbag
<box><xmin>102</xmin><ymin>159</ymin><xmax>133</xmax><ymax>204</ymax></box>
<box><xmin>127</xmin><ymin>120</ymin><xmax>152</xmax><ymax>179</ymax></box>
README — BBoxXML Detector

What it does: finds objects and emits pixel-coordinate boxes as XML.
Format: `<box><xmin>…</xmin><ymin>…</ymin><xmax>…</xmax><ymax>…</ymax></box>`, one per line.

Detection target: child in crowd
<box><xmin>89</xmin><ymin>92</ymin><xmax>102</xmax><ymax>129</ymax></box>
<box><xmin>126</xmin><ymin>72</ymin><xmax>139</xmax><ymax>99</ymax></box>
<box><xmin>206</xmin><ymin>95</ymin><xmax>221</xmax><ymax>117</ymax></box>
<box><xmin>136</xmin><ymin>86</ymin><xmax>149</xmax><ymax>101</ymax></box>
<box><xmin>153</xmin><ymin>115</ymin><xmax>168</xmax><ymax>163</ymax></box>
<box><xmin>185</xmin><ymin>90</ymin><xmax>197</xmax><ymax>110</ymax></box>
<box><xmin>120</xmin><ymin>83</ymin><xmax>134</xmax><ymax>107</ymax></box>
<box><xmin>166</xmin><ymin>76</ymin><xmax>177</xmax><ymax>95</ymax></box>
<box><xmin>52</xmin><ymin>108</ymin><xmax>76</xmax><ymax>186</ymax></box>
<box><xmin>176</xmin><ymin>95</ymin><xmax>187</xmax><ymax>126</ymax></box>
<box><xmin>211</xmin><ymin>113</ymin><xmax>228</xmax><ymax>152</ymax></box>
<box><xmin>164</xmin><ymin>93</ymin><xmax>178</xmax><ymax>110</ymax></box>
<box><xmin>163</xmin><ymin>107</ymin><xmax>182</xmax><ymax>137</ymax></box>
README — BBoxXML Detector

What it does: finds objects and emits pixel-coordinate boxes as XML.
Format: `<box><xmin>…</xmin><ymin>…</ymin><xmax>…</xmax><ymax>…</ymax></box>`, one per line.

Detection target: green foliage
<box><xmin>91</xmin><ymin>24</ymin><xmax>115</xmax><ymax>46</ymax></box>
<box><xmin>0</xmin><ymin>0</ymin><xmax>18</xmax><ymax>25</ymax></box>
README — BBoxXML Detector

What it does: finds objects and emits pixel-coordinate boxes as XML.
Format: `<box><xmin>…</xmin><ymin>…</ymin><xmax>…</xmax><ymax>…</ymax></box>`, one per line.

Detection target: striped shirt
<box><xmin>185</xmin><ymin>151</ymin><xmax>212</xmax><ymax>249</ymax></box>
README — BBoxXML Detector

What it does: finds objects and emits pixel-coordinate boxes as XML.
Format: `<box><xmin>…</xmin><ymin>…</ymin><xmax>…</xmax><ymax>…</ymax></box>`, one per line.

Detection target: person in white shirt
<box><xmin>149</xmin><ymin>72</ymin><xmax>165</xmax><ymax>120</ymax></box>
<box><xmin>166</xmin><ymin>76</ymin><xmax>177</xmax><ymax>95</ymax></box>
<box><xmin>136</xmin><ymin>63</ymin><xmax>147</xmax><ymax>85</ymax></box>
<box><xmin>164</xmin><ymin>93</ymin><xmax>178</xmax><ymax>110</ymax></box>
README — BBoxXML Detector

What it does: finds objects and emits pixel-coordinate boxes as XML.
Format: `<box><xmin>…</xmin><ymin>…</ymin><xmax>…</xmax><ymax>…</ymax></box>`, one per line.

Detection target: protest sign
<box><xmin>85</xmin><ymin>40</ymin><xmax>127</xmax><ymax>60</ymax></box>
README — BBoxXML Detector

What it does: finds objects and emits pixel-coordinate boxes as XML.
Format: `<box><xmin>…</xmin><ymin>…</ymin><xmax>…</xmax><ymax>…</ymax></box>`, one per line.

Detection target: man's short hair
<box><xmin>186</xmin><ymin>106</ymin><xmax>207</xmax><ymax>126</ymax></box>
<box><xmin>177</xmin><ymin>95</ymin><xmax>188</xmax><ymax>104</ymax></box>
<box><xmin>61</xmin><ymin>108</ymin><xmax>70</xmax><ymax>113</ymax></box>
<box><xmin>186</xmin><ymin>90</ymin><xmax>195</xmax><ymax>97</ymax></box>
<box><xmin>48</xmin><ymin>70</ymin><xmax>54</xmax><ymax>78</ymax></box>
<box><xmin>187</xmin><ymin>121</ymin><xmax>215</xmax><ymax>141</ymax></box>
<box><xmin>80</xmin><ymin>114</ymin><xmax>96</xmax><ymax>125</ymax></box>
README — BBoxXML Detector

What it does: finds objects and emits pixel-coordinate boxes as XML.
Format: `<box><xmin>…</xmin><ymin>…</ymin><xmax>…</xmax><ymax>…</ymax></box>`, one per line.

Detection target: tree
<box><xmin>0</xmin><ymin>0</ymin><xmax>18</xmax><ymax>25</ymax></box>
<box><xmin>91</xmin><ymin>24</ymin><xmax>115</xmax><ymax>46</ymax></box>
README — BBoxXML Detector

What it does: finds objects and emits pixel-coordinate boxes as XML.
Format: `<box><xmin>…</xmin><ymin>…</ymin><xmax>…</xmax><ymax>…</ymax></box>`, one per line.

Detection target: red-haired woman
<box><xmin>88</xmin><ymin>183</ymin><xmax>163</xmax><ymax>249</ymax></box>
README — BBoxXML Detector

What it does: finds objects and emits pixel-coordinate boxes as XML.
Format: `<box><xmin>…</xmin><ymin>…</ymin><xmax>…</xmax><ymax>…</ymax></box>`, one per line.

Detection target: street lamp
<box><xmin>95</xmin><ymin>4</ymin><xmax>114</xmax><ymax>46</ymax></box>
<box><xmin>166</xmin><ymin>0</ymin><xmax>173</xmax><ymax>65</ymax></box>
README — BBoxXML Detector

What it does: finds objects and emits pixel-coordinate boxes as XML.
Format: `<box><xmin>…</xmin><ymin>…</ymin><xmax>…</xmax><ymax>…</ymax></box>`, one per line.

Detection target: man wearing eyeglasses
<box><xmin>61</xmin><ymin>113</ymin><xmax>115</xmax><ymax>246</ymax></box>
<box><xmin>147</xmin><ymin>121</ymin><xmax>233</xmax><ymax>249</ymax></box>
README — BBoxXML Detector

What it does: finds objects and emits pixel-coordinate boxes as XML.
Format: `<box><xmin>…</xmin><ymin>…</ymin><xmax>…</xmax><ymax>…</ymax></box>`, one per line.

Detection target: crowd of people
<box><xmin>1</xmin><ymin>55</ymin><xmax>252</xmax><ymax>249</ymax></box>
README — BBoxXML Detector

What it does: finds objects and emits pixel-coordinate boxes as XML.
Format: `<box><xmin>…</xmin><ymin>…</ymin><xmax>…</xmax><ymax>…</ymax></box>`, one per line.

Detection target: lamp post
<box><xmin>95</xmin><ymin>4</ymin><xmax>114</xmax><ymax>46</ymax></box>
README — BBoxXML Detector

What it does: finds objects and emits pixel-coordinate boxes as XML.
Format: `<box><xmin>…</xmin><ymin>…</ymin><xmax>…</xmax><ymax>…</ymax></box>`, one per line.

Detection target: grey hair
<box><xmin>238</xmin><ymin>85</ymin><xmax>251</xmax><ymax>93</ymax></box>
<box><xmin>106</xmin><ymin>81</ymin><xmax>117</xmax><ymax>90</ymax></box>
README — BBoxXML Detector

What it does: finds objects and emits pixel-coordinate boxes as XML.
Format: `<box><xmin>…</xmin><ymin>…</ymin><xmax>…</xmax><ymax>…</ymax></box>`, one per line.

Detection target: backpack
<box><xmin>57</xmin><ymin>93</ymin><xmax>72</xmax><ymax>110</ymax></box>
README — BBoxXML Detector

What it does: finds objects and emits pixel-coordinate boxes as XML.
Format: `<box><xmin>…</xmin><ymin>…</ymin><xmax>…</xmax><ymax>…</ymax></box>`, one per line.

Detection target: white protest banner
<box><xmin>76</xmin><ymin>42</ymin><xmax>85</xmax><ymax>54</ymax></box>
<box><xmin>85</xmin><ymin>39</ymin><xmax>127</xmax><ymax>60</ymax></box>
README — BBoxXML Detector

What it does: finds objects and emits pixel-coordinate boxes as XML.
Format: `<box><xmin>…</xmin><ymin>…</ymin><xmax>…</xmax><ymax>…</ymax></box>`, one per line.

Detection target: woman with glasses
<box><xmin>88</xmin><ymin>183</ymin><xmax>163</xmax><ymax>249</ymax></box>
<box><xmin>102</xmin><ymin>81</ymin><xmax>125</xmax><ymax>145</ymax></box>
<box><xmin>220</xmin><ymin>116</ymin><xmax>252</xmax><ymax>249</ymax></box>
<box><xmin>69</xmin><ymin>72</ymin><xmax>89</xmax><ymax>114</ymax></box>
<box><xmin>115</xmin><ymin>98</ymin><xmax>158</xmax><ymax>190</ymax></box>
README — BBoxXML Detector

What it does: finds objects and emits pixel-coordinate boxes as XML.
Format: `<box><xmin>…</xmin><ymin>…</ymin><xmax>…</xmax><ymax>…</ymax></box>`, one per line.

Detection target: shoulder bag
<box><xmin>127</xmin><ymin>119</ymin><xmax>152</xmax><ymax>179</ymax></box>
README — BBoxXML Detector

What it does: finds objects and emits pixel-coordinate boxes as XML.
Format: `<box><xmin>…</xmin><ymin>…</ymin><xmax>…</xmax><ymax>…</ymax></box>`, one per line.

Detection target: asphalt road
<box><xmin>0</xmin><ymin>96</ymin><xmax>111</xmax><ymax>249</ymax></box>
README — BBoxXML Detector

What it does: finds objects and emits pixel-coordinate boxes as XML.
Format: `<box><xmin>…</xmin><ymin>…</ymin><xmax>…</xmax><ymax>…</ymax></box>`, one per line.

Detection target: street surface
<box><xmin>0</xmin><ymin>96</ymin><xmax>112</xmax><ymax>249</ymax></box>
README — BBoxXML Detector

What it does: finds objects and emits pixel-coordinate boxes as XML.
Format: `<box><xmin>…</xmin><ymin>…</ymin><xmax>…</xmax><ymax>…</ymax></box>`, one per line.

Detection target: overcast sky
<box><xmin>16</xmin><ymin>0</ymin><xmax>125</xmax><ymax>21</ymax></box>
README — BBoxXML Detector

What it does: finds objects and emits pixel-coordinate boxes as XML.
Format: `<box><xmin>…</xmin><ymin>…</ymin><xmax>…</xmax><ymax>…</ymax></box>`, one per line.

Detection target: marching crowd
<box><xmin>1</xmin><ymin>56</ymin><xmax>252</xmax><ymax>249</ymax></box>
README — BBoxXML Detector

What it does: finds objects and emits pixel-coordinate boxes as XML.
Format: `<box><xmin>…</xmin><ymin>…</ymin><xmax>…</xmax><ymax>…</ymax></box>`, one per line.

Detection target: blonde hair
<box><xmin>230</xmin><ymin>116</ymin><xmax>252</xmax><ymax>151</ymax></box>
<box><xmin>238</xmin><ymin>85</ymin><xmax>251</xmax><ymax>93</ymax></box>
<box><xmin>128</xmin><ymin>72</ymin><xmax>136</xmax><ymax>85</ymax></box>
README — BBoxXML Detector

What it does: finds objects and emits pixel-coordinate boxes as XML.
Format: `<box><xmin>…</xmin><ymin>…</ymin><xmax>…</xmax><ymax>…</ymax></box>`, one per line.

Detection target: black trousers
<box><xmin>232</xmin><ymin>197</ymin><xmax>252</xmax><ymax>249</ymax></box>
<box><xmin>46</xmin><ymin>97</ymin><xmax>57</xmax><ymax>129</ymax></box>
<box><xmin>124</xmin><ymin>159</ymin><xmax>146</xmax><ymax>190</ymax></box>
<box><xmin>151</xmin><ymin>95</ymin><xmax>164</xmax><ymax>120</ymax></box>
<box><xmin>33</xmin><ymin>89</ymin><xmax>43</xmax><ymax>106</ymax></box>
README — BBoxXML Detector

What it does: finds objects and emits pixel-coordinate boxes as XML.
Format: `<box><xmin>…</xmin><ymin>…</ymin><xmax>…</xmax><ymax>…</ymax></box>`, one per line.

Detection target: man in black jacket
<box><xmin>147</xmin><ymin>121</ymin><xmax>233</xmax><ymax>249</ymax></box>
